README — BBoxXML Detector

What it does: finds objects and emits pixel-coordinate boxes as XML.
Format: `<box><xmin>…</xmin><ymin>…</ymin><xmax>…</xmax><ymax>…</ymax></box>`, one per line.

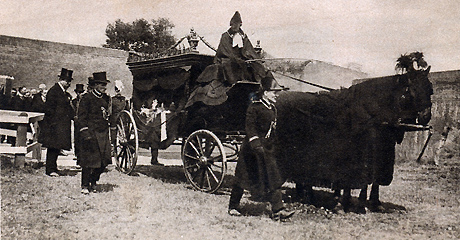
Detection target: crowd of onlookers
<box><xmin>0</xmin><ymin>82</ymin><xmax>49</xmax><ymax>144</ymax></box>
<box><xmin>0</xmin><ymin>83</ymin><xmax>48</xmax><ymax>113</ymax></box>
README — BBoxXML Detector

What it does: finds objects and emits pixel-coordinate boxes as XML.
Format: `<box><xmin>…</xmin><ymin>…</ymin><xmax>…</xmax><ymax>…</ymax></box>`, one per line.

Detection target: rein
<box><xmin>384</xmin><ymin>123</ymin><xmax>433</xmax><ymax>162</ymax></box>
<box><xmin>271</xmin><ymin>71</ymin><xmax>334</xmax><ymax>91</ymax></box>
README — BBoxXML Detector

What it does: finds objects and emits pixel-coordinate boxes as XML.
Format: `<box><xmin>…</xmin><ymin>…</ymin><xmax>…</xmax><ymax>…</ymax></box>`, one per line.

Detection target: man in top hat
<box><xmin>228</xmin><ymin>76</ymin><xmax>294</xmax><ymax>221</ymax></box>
<box><xmin>39</xmin><ymin>68</ymin><xmax>74</xmax><ymax>177</ymax></box>
<box><xmin>72</xmin><ymin>83</ymin><xmax>85</xmax><ymax>164</ymax></box>
<box><xmin>77</xmin><ymin>72</ymin><xmax>112</xmax><ymax>194</ymax></box>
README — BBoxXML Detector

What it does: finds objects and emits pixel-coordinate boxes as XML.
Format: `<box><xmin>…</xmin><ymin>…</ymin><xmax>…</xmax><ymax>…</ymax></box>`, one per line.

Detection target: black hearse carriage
<box><xmin>115</xmin><ymin>30</ymin><xmax>262</xmax><ymax>193</ymax></box>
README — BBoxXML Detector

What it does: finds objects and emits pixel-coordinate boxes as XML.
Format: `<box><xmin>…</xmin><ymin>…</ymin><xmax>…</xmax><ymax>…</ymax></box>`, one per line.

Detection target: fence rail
<box><xmin>0</xmin><ymin>110</ymin><xmax>44</xmax><ymax>167</ymax></box>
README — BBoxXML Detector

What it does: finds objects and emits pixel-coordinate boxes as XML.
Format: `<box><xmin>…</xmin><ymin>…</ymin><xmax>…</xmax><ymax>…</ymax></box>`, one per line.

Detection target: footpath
<box><xmin>25</xmin><ymin>145</ymin><xmax>184</xmax><ymax>169</ymax></box>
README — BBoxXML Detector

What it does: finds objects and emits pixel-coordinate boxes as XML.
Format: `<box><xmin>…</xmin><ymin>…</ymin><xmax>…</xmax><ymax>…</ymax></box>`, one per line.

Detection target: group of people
<box><xmin>3</xmin><ymin>11</ymin><xmax>294</xmax><ymax>221</ymax></box>
<box><xmin>0</xmin><ymin>84</ymin><xmax>48</xmax><ymax>113</ymax></box>
<box><xmin>38</xmin><ymin>68</ymin><xmax>127</xmax><ymax>195</ymax></box>
<box><xmin>0</xmin><ymin>81</ymin><xmax>48</xmax><ymax>144</ymax></box>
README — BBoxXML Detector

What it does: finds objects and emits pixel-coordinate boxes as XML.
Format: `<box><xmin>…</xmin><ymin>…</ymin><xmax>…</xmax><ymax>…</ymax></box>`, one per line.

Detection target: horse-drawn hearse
<box><xmin>114</xmin><ymin>29</ymin><xmax>265</xmax><ymax>193</ymax></box>
<box><xmin>114</xmin><ymin>28</ymin><xmax>434</xmax><ymax>211</ymax></box>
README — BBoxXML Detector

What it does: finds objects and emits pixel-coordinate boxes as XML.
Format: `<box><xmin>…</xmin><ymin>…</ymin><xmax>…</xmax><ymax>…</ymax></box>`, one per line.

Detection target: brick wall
<box><xmin>0</xmin><ymin>35</ymin><xmax>132</xmax><ymax>97</ymax></box>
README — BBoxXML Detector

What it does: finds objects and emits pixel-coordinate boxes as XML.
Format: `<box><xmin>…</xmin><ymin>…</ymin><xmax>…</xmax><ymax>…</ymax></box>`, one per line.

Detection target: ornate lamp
<box><xmin>254</xmin><ymin>40</ymin><xmax>263</xmax><ymax>56</ymax></box>
<box><xmin>187</xmin><ymin>28</ymin><xmax>200</xmax><ymax>52</ymax></box>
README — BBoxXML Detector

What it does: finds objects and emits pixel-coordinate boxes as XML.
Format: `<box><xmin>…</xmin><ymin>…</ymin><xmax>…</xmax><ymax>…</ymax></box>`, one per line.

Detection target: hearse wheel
<box><xmin>114</xmin><ymin>110</ymin><xmax>139</xmax><ymax>174</ymax></box>
<box><xmin>182</xmin><ymin>129</ymin><xmax>227</xmax><ymax>193</ymax></box>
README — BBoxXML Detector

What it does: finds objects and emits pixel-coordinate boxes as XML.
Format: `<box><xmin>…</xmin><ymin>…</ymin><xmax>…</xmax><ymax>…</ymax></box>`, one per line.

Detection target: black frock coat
<box><xmin>38</xmin><ymin>83</ymin><xmax>73</xmax><ymax>150</ymax></box>
<box><xmin>76</xmin><ymin>90</ymin><xmax>112</xmax><ymax>168</ymax></box>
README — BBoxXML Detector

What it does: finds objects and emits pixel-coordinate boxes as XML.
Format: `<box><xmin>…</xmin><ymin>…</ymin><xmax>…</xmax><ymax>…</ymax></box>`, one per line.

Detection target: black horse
<box><xmin>274</xmin><ymin>66</ymin><xmax>433</xmax><ymax>213</ymax></box>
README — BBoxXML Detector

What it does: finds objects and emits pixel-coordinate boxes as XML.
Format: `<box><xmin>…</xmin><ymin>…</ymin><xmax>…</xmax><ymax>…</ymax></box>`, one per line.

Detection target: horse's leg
<box><xmin>304</xmin><ymin>184</ymin><xmax>315</xmax><ymax>205</ymax></box>
<box><xmin>341</xmin><ymin>188</ymin><xmax>351</xmax><ymax>213</ymax></box>
<box><xmin>356</xmin><ymin>185</ymin><xmax>368</xmax><ymax>214</ymax></box>
<box><xmin>333</xmin><ymin>188</ymin><xmax>341</xmax><ymax>201</ymax></box>
<box><xmin>359</xmin><ymin>185</ymin><xmax>368</xmax><ymax>201</ymax></box>
<box><xmin>295</xmin><ymin>182</ymin><xmax>305</xmax><ymax>200</ymax></box>
<box><xmin>332</xmin><ymin>188</ymin><xmax>343</xmax><ymax>213</ymax></box>
<box><xmin>295</xmin><ymin>182</ymin><xmax>315</xmax><ymax>205</ymax></box>
<box><xmin>369</xmin><ymin>183</ymin><xmax>385</xmax><ymax>212</ymax></box>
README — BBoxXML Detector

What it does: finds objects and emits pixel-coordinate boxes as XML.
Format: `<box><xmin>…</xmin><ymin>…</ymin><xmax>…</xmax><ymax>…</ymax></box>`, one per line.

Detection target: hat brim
<box><xmin>58</xmin><ymin>75</ymin><xmax>73</xmax><ymax>81</ymax></box>
<box><xmin>269</xmin><ymin>87</ymin><xmax>288</xmax><ymax>91</ymax></box>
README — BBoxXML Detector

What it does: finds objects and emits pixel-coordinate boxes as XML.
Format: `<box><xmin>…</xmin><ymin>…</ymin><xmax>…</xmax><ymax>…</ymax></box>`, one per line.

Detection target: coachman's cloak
<box><xmin>185</xmin><ymin>29</ymin><xmax>272</xmax><ymax>108</ymax></box>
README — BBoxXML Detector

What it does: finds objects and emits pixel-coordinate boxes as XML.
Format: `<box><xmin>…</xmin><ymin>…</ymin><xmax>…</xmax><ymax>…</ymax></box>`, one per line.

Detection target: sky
<box><xmin>1</xmin><ymin>0</ymin><xmax>459</xmax><ymax>77</ymax></box>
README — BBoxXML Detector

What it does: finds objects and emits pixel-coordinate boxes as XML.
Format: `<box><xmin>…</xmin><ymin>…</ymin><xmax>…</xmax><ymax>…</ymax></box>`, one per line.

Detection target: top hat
<box><xmin>260</xmin><ymin>76</ymin><xmax>274</xmax><ymax>91</ymax></box>
<box><xmin>230</xmin><ymin>11</ymin><xmax>242</xmax><ymax>25</ymax></box>
<box><xmin>74</xmin><ymin>84</ymin><xmax>85</xmax><ymax>93</ymax></box>
<box><xmin>89</xmin><ymin>72</ymin><xmax>110</xmax><ymax>85</ymax></box>
<box><xmin>58</xmin><ymin>68</ymin><xmax>73</xmax><ymax>82</ymax></box>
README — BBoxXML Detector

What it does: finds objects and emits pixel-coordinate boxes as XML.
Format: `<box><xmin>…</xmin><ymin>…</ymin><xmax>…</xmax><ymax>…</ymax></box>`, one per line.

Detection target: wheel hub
<box><xmin>199</xmin><ymin>156</ymin><xmax>208</xmax><ymax>165</ymax></box>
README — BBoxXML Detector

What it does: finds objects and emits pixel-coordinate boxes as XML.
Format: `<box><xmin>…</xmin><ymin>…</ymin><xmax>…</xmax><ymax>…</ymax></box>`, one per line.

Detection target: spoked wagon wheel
<box><xmin>182</xmin><ymin>129</ymin><xmax>227</xmax><ymax>193</ymax></box>
<box><xmin>114</xmin><ymin>110</ymin><xmax>139</xmax><ymax>174</ymax></box>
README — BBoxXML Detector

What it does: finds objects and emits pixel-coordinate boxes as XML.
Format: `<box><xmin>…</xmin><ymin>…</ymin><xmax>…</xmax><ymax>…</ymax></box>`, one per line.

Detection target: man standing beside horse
<box><xmin>228</xmin><ymin>77</ymin><xmax>294</xmax><ymax>221</ymax></box>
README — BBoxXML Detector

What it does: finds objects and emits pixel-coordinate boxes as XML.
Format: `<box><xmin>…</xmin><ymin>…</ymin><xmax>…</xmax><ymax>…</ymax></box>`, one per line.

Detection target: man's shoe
<box><xmin>272</xmin><ymin>209</ymin><xmax>295</xmax><ymax>221</ymax></box>
<box><xmin>90</xmin><ymin>182</ymin><xmax>97</xmax><ymax>193</ymax></box>
<box><xmin>48</xmin><ymin>172</ymin><xmax>59</xmax><ymax>177</ymax></box>
<box><xmin>151</xmin><ymin>160</ymin><xmax>164</xmax><ymax>166</ymax></box>
<box><xmin>81</xmin><ymin>188</ymin><xmax>90</xmax><ymax>194</ymax></box>
<box><xmin>228</xmin><ymin>208</ymin><xmax>243</xmax><ymax>216</ymax></box>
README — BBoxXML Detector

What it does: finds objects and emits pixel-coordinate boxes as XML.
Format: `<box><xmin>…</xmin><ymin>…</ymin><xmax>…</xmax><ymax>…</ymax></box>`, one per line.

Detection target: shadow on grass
<box><xmin>283</xmin><ymin>186</ymin><xmax>407</xmax><ymax>214</ymax></box>
<box><xmin>132</xmin><ymin>165</ymin><xmax>188</xmax><ymax>184</ymax></box>
<box><xmin>58</xmin><ymin>168</ymin><xmax>80</xmax><ymax>177</ymax></box>
<box><xmin>95</xmin><ymin>183</ymin><xmax>117</xmax><ymax>193</ymax></box>
<box><xmin>121</xmin><ymin>163</ymin><xmax>407</xmax><ymax>214</ymax></box>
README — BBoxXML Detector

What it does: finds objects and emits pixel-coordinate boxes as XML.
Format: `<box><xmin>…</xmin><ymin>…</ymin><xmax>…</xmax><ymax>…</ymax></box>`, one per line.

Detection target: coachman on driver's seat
<box><xmin>186</xmin><ymin>11</ymin><xmax>274</xmax><ymax>108</ymax></box>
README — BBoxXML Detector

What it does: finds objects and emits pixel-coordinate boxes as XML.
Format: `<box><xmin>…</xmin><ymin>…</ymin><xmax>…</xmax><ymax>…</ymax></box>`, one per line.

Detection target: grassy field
<box><xmin>1</xmin><ymin>153</ymin><xmax>460</xmax><ymax>240</ymax></box>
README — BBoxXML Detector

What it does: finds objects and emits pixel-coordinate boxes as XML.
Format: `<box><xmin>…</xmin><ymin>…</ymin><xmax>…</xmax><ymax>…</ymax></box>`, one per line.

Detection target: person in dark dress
<box><xmin>38</xmin><ymin>68</ymin><xmax>74</xmax><ymax>177</ymax></box>
<box><xmin>213</xmin><ymin>11</ymin><xmax>266</xmax><ymax>84</ymax></box>
<box><xmin>110</xmin><ymin>80</ymin><xmax>129</xmax><ymax>155</ymax></box>
<box><xmin>185</xmin><ymin>11</ymin><xmax>274</xmax><ymax>108</ymax></box>
<box><xmin>77</xmin><ymin>72</ymin><xmax>112</xmax><ymax>194</ymax></box>
<box><xmin>228</xmin><ymin>77</ymin><xmax>294</xmax><ymax>221</ymax></box>
<box><xmin>71</xmin><ymin>84</ymin><xmax>85</xmax><ymax>164</ymax></box>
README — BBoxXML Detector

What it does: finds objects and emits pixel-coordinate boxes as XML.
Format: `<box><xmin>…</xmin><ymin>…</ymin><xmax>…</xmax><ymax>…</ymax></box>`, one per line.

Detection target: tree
<box><xmin>395</xmin><ymin>51</ymin><xmax>428</xmax><ymax>74</ymax></box>
<box><xmin>103</xmin><ymin>18</ymin><xmax>176</xmax><ymax>54</ymax></box>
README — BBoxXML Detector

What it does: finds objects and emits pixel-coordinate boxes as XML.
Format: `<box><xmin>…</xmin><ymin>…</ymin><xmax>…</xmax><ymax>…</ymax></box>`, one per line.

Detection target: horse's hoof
<box><xmin>356</xmin><ymin>206</ymin><xmax>367</xmax><ymax>214</ymax></box>
<box><xmin>332</xmin><ymin>203</ymin><xmax>345</xmax><ymax>214</ymax></box>
<box><xmin>369</xmin><ymin>204</ymin><xmax>385</xmax><ymax>212</ymax></box>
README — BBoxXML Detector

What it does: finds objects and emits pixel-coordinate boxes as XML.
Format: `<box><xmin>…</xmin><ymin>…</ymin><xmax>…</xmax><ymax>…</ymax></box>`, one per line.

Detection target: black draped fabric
<box><xmin>273</xmin><ymin>74</ymin><xmax>419</xmax><ymax>189</ymax></box>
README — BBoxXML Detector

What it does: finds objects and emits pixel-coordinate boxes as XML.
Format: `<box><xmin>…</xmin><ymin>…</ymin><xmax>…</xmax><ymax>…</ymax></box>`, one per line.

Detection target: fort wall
<box><xmin>0</xmin><ymin>35</ymin><xmax>132</xmax><ymax>97</ymax></box>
